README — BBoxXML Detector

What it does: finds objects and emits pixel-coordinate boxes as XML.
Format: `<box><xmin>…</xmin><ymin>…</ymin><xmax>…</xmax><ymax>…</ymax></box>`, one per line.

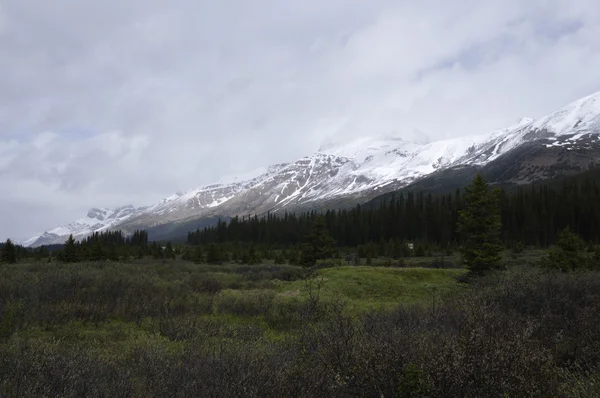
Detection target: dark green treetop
<box><xmin>1</xmin><ymin>239</ymin><xmax>17</xmax><ymax>264</ymax></box>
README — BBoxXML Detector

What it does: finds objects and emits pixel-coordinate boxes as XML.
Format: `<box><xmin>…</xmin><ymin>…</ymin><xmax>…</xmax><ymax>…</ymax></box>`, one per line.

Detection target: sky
<box><xmin>1</xmin><ymin>0</ymin><xmax>600</xmax><ymax>241</ymax></box>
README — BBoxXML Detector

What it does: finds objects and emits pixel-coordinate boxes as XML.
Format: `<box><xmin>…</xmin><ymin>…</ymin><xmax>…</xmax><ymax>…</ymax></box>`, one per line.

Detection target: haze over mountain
<box><xmin>24</xmin><ymin>91</ymin><xmax>600</xmax><ymax>246</ymax></box>
<box><xmin>2</xmin><ymin>1</ymin><xmax>600</xmax><ymax>240</ymax></box>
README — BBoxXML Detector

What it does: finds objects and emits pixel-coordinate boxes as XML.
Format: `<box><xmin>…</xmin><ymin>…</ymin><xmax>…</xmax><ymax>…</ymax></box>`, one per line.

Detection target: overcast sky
<box><xmin>1</xmin><ymin>0</ymin><xmax>600</xmax><ymax>241</ymax></box>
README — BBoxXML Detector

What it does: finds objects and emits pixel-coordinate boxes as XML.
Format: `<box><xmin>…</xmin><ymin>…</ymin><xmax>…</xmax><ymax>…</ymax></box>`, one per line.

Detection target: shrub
<box><xmin>544</xmin><ymin>226</ymin><xmax>588</xmax><ymax>271</ymax></box>
<box><xmin>216</xmin><ymin>291</ymin><xmax>275</xmax><ymax>317</ymax></box>
<box><xmin>188</xmin><ymin>274</ymin><xmax>223</xmax><ymax>295</ymax></box>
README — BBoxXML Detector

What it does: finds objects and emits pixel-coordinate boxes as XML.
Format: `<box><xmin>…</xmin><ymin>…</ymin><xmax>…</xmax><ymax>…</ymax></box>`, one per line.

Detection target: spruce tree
<box><xmin>457</xmin><ymin>174</ymin><xmax>503</xmax><ymax>274</ymax></box>
<box><xmin>90</xmin><ymin>241</ymin><xmax>104</xmax><ymax>261</ymax></box>
<box><xmin>62</xmin><ymin>234</ymin><xmax>79</xmax><ymax>263</ymax></box>
<box><xmin>247</xmin><ymin>245</ymin><xmax>261</xmax><ymax>265</ymax></box>
<box><xmin>164</xmin><ymin>242</ymin><xmax>175</xmax><ymax>259</ymax></box>
<box><xmin>1</xmin><ymin>239</ymin><xmax>17</xmax><ymax>264</ymax></box>
<box><xmin>300</xmin><ymin>216</ymin><xmax>336</xmax><ymax>267</ymax></box>
<box><xmin>546</xmin><ymin>226</ymin><xmax>586</xmax><ymax>272</ymax></box>
<box><xmin>151</xmin><ymin>242</ymin><xmax>163</xmax><ymax>259</ymax></box>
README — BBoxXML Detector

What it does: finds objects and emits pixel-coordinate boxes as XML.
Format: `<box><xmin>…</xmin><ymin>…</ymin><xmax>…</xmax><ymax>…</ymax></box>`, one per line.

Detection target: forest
<box><xmin>188</xmin><ymin>170</ymin><xmax>600</xmax><ymax>249</ymax></box>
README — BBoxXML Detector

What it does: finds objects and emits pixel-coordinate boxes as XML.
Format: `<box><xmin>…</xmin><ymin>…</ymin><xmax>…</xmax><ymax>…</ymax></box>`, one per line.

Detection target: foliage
<box><xmin>164</xmin><ymin>241</ymin><xmax>175</xmax><ymax>259</ymax></box>
<box><xmin>545</xmin><ymin>226</ymin><xmax>589</xmax><ymax>271</ymax></box>
<box><xmin>0</xmin><ymin>239</ymin><xmax>17</xmax><ymax>264</ymax></box>
<box><xmin>457</xmin><ymin>174</ymin><xmax>503</xmax><ymax>274</ymax></box>
<box><xmin>299</xmin><ymin>216</ymin><xmax>336</xmax><ymax>267</ymax></box>
<box><xmin>61</xmin><ymin>234</ymin><xmax>79</xmax><ymax>263</ymax></box>
<box><xmin>397</xmin><ymin>364</ymin><xmax>432</xmax><ymax>398</ymax></box>
<box><xmin>241</xmin><ymin>245</ymin><xmax>262</xmax><ymax>265</ymax></box>
<box><xmin>206</xmin><ymin>243</ymin><xmax>224</xmax><ymax>264</ymax></box>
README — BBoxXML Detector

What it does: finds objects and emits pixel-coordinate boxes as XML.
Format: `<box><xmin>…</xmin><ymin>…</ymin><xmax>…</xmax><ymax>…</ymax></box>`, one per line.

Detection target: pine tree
<box><xmin>546</xmin><ymin>226</ymin><xmax>586</xmax><ymax>272</ymax></box>
<box><xmin>90</xmin><ymin>241</ymin><xmax>105</xmax><ymax>261</ymax></box>
<box><xmin>1</xmin><ymin>239</ymin><xmax>17</xmax><ymax>264</ymax></box>
<box><xmin>151</xmin><ymin>242</ymin><xmax>163</xmax><ymax>259</ymax></box>
<box><xmin>300</xmin><ymin>216</ymin><xmax>336</xmax><ymax>267</ymax></box>
<box><xmin>247</xmin><ymin>245</ymin><xmax>261</xmax><ymax>265</ymax></box>
<box><xmin>62</xmin><ymin>234</ymin><xmax>79</xmax><ymax>263</ymax></box>
<box><xmin>164</xmin><ymin>242</ymin><xmax>175</xmax><ymax>259</ymax></box>
<box><xmin>457</xmin><ymin>174</ymin><xmax>503</xmax><ymax>274</ymax></box>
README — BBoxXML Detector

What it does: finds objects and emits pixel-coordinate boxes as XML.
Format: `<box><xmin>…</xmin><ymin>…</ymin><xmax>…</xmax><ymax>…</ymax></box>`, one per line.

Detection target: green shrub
<box><xmin>216</xmin><ymin>291</ymin><xmax>275</xmax><ymax>317</ymax></box>
<box><xmin>397</xmin><ymin>364</ymin><xmax>432</xmax><ymax>398</ymax></box>
<box><xmin>544</xmin><ymin>227</ymin><xmax>588</xmax><ymax>271</ymax></box>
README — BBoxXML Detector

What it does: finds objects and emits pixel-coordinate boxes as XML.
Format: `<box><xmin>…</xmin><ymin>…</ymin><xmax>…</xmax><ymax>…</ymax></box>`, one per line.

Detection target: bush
<box><xmin>216</xmin><ymin>291</ymin><xmax>275</xmax><ymax>317</ymax></box>
<box><xmin>188</xmin><ymin>274</ymin><xmax>223</xmax><ymax>295</ymax></box>
<box><xmin>544</xmin><ymin>227</ymin><xmax>589</xmax><ymax>271</ymax></box>
<box><xmin>397</xmin><ymin>364</ymin><xmax>432</xmax><ymax>398</ymax></box>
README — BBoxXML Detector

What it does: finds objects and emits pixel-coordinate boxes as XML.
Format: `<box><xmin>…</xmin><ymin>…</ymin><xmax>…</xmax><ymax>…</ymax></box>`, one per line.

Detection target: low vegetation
<box><xmin>0</xmin><ymin>255</ymin><xmax>599</xmax><ymax>397</ymax></box>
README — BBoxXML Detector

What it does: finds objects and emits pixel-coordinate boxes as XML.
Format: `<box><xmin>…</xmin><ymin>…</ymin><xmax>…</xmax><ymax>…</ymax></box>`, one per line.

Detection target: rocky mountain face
<box><xmin>24</xmin><ymin>91</ymin><xmax>600</xmax><ymax>246</ymax></box>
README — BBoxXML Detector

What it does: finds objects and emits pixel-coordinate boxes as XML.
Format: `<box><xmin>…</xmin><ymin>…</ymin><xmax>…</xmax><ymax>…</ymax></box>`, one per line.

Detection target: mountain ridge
<box><xmin>24</xmin><ymin>91</ymin><xmax>600</xmax><ymax>246</ymax></box>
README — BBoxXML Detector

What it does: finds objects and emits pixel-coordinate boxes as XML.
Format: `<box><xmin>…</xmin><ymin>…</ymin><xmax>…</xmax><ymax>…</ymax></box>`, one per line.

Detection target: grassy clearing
<box><xmin>279</xmin><ymin>266</ymin><xmax>467</xmax><ymax>311</ymax></box>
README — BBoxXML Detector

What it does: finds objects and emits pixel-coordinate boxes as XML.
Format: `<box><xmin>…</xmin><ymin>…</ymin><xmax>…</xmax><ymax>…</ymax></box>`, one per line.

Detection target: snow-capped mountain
<box><xmin>25</xmin><ymin>91</ymin><xmax>600</xmax><ymax>246</ymax></box>
<box><xmin>24</xmin><ymin>205</ymin><xmax>146</xmax><ymax>247</ymax></box>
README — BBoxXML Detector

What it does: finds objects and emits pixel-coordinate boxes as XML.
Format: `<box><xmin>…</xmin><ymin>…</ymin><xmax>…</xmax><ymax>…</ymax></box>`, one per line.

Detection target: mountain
<box><xmin>24</xmin><ymin>91</ymin><xmax>600</xmax><ymax>246</ymax></box>
<box><xmin>23</xmin><ymin>205</ymin><xmax>146</xmax><ymax>247</ymax></box>
<box><xmin>370</xmin><ymin>91</ymin><xmax>600</xmax><ymax>199</ymax></box>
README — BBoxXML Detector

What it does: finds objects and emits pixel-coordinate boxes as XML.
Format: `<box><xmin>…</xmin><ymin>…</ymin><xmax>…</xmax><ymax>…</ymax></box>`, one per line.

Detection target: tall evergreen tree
<box><xmin>300</xmin><ymin>216</ymin><xmax>336</xmax><ymax>267</ymax></box>
<box><xmin>90</xmin><ymin>241</ymin><xmax>104</xmax><ymax>261</ymax></box>
<box><xmin>1</xmin><ymin>239</ymin><xmax>17</xmax><ymax>264</ymax></box>
<box><xmin>164</xmin><ymin>242</ymin><xmax>175</xmax><ymax>259</ymax></box>
<box><xmin>62</xmin><ymin>234</ymin><xmax>79</xmax><ymax>263</ymax></box>
<box><xmin>457</xmin><ymin>174</ymin><xmax>503</xmax><ymax>273</ymax></box>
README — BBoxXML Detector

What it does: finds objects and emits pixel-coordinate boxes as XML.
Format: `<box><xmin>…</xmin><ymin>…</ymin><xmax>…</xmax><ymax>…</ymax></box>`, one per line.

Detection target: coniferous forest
<box><xmin>188</xmin><ymin>171</ymin><xmax>600</xmax><ymax>248</ymax></box>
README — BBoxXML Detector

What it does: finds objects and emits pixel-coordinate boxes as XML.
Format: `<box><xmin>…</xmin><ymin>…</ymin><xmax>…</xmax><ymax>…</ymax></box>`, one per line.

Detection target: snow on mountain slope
<box><xmin>309</xmin><ymin>116</ymin><xmax>537</xmax><ymax>196</ymax></box>
<box><xmin>24</xmin><ymin>91</ymin><xmax>600</xmax><ymax>246</ymax></box>
<box><xmin>25</xmin><ymin>205</ymin><xmax>145</xmax><ymax>247</ymax></box>
<box><xmin>531</xmin><ymin>91</ymin><xmax>600</xmax><ymax>135</ymax></box>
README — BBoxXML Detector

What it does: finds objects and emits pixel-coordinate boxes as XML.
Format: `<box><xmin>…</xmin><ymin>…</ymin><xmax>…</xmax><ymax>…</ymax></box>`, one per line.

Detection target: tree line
<box><xmin>188</xmin><ymin>172</ymin><xmax>600</xmax><ymax>249</ymax></box>
<box><xmin>57</xmin><ymin>230</ymin><xmax>160</xmax><ymax>262</ymax></box>
<box><xmin>4</xmin><ymin>171</ymin><xmax>600</xmax><ymax>273</ymax></box>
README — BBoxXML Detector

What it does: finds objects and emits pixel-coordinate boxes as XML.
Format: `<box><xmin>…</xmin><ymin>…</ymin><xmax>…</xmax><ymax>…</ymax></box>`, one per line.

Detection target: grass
<box><xmin>279</xmin><ymin>266</ymin><xmax>467</xmax><ymax>311</ymax></box>
<box><xmin>0</xmin><ymin>257</ymin><xmax>470</xmax><ymax>372</ymax></box>
<box><xmin>11</xmin><ymin>319</ymin><xmax>183</xmax><ymax>360</ymax></box>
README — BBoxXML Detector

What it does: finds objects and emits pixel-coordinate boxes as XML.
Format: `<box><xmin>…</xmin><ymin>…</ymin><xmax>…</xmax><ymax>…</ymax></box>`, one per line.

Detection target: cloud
<box><xmin>1</xmin><ymin>0</ymin><xmax>600</xmax><ymax>240</ymax></box>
